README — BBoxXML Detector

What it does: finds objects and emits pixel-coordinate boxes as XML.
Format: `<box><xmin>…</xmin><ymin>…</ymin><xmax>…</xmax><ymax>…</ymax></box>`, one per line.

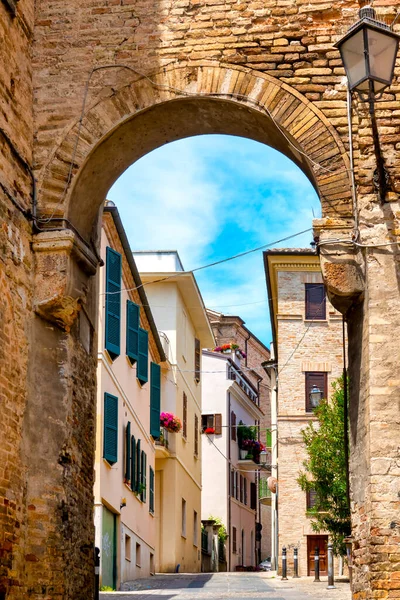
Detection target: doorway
<box><xmin>307</xmin><ymin>535</ymin><xmax>328</xmax><ymax>576</ymax></box>
<box><xmin>102</xmin><ymin>506</ymin><xmax>117</xmax><ymax>589</ymax></box>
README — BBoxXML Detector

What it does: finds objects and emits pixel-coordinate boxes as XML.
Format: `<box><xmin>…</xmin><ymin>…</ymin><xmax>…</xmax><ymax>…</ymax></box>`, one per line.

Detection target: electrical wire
<box><xmin>100</xmin><ymin>226</ymin><xmax>313</xmax><ymax>296</ymax></box>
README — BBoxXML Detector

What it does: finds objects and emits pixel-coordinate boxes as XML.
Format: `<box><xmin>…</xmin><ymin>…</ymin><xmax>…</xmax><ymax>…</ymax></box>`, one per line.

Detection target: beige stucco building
<box><xmin>95</xmin><ymin>206</ymin><xmax>166</xmax><ymax>589</ymax></box>
<box><xmin>132</xmin><ymin>251</ymin><xmax>214</xmax><ymax>573</ymax></box>
<box><xmin>264</xmin><ymin>249</ymin><xmax>344</xmax><ymax>577</ymax></box>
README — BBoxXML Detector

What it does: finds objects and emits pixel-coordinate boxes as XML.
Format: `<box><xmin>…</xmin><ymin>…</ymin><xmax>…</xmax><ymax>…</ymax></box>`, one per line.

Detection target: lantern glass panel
<box><xmin>367</xmin><ymin>27</ymin><xmax>398</xmax><ymax>85</ymax></box>
<box><xmin>340</xmin><ymin>29</ymin><xmax>367</xmax><ymax>89</ymax></box>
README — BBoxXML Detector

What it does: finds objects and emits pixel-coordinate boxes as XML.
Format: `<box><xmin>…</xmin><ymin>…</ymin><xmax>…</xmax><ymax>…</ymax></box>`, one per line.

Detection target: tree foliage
<box><xmin>297</xmin><ymin>377</ymin><xmax>351</xmax><ymax>555</ymax></box>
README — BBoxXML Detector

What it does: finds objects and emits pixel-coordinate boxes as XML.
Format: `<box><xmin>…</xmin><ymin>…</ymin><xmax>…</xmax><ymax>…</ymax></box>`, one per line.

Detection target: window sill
<box><xmin>103</xmin><ymin>458</ymin><xmax>116</xmax><ymax>468</ymax></box>
<box><xmin>304</xmin><ymin>319</ymin><xmax>327</xmax><ymax>323</ymax></box>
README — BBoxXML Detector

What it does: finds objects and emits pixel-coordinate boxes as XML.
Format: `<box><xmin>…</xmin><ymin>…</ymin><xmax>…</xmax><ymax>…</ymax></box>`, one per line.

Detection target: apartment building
<box><xmin>95</xmin><ymin>205</ymin><xmax>165</xmax><ymax>588</ymax></box>
<box><xmin>133</xmin><ymin>251</ymin><xmax>214</xmax><ymax>573</ymax></box>
<box><xmin>264</xmin><ymin>249</ymin><xmax>344</xmax><ymax>576</ymax></box>
<box><xmin>206</xmin><ymin>311</ymin><xmax>271</xmax><ymax>564</ymax></box>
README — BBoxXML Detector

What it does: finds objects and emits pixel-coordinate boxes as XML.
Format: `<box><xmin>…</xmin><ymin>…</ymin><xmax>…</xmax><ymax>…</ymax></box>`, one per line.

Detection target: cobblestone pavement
<box><xmin>100</xmin><ymin>572</ymin><xmax>351</xmax><ymax>600</ymax></box>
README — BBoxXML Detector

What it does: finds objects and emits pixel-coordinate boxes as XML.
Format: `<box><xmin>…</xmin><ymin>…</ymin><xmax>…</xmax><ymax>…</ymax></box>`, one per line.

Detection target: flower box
<box><xmin>160</xmin><ymin>412</ymin><xmax>182</xmax><ymax>433</ymax></box>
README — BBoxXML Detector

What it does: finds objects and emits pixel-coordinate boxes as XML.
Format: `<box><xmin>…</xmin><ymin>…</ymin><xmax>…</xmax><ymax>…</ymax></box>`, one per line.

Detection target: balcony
<box><xmin>228</xmin><ymin>361</ymin><xmax>259</xmax><ymax>406</ymax></box>
<box><xmin>155</xmin><ymin>427</ymin><xmax>171</xmax><ymax>459</ymax></box>
<box><xmin>259</xmin><ymin>478</ymin><xmax>272</xmax><ymax>506</ymax></box>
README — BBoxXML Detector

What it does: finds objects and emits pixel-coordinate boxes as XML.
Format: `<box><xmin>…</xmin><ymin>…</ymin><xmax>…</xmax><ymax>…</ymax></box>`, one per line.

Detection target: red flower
<box><xmin>204</xmin><ymin>427</ymin><xmax>215</xmax><ymax>434</ymax></box>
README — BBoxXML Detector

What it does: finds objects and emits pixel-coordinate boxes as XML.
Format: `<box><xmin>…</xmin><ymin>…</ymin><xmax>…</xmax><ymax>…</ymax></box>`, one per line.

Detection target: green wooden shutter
<box><xmin>103</xmin><ymin>393</ymin><xmax>118</xmax><ymax>464</ymax></box>
<box><xmin>126</xmin><ymin>300</ymin><xmax>140</xmax><ymax>364</ymax></box>
<box><xmin>150</xmin><ymin>362</ymin><xmax>161</xmax><ymax>438</ymax></box>
<box><xmin>266</xmin><ymin>428</ymin><xmax>272</xmax><ymax>449</ymax></box>
<box><xmin>125</xmin><ymin>421</ymin><xmax>131</xmax><ymax>483</ymax></box>
<box><xmin>130</xmin><ymin>435</ymin><xmax>136</xmax><ymax>491</ymax></box>
<box><xmin>105</xmin><ymin>247</ymin><xmax>122</xmax><ymax>359</ymax></box>
<box><xmin>136</xmin><ymin>439</ymin><xmax>141</xmax><ymax>491</ymax></box>
<box><xmin>141</xmin><ymin>451</ymin><xmax>147</xmax><ymax>502</ymax></box>
<box><xmin>137</xmin><ymin>328</ymin><xmax>149</xmax><ymax>384</ymax></box>
<box><xmin>149</xmin><ymin>467</ymin><xmax>154</xmax><ymax>513</ymax></box>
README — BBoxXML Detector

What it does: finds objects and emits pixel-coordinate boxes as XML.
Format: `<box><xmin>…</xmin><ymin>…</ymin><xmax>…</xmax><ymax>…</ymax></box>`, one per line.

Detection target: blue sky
<box><xmin>108</xmin><ymin>134</ymin><xmax>319</xmax><ymax>347</ymax></box>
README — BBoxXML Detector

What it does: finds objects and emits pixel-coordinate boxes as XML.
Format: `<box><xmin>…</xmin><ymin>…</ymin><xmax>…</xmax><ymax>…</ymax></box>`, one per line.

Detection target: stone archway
<box><xmin>26</xmin><ymin>63</ymin><xmax>361</xmax><ymax>600</ymax></box>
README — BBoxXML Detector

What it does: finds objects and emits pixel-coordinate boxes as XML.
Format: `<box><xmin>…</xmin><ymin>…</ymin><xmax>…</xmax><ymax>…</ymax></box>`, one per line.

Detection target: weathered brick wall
<box><xmin>0</xmin><ymin>1</ymin><xmax>34</xmax><ymax>597</ymax></box>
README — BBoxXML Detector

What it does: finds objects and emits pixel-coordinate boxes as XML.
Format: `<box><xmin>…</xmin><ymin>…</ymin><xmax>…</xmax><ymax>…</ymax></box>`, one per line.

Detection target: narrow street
<box><xmin>100</xmin><ymin>573</ymin><xmax>351</xmax><ymax>600</ymax></box>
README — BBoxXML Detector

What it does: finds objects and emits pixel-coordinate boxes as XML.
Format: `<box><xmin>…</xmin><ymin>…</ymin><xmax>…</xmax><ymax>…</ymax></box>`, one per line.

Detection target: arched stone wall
<box><xmin>35</xmin><ymin>63</ymin><xmax>353</xmax><ymax>241</ymax></box>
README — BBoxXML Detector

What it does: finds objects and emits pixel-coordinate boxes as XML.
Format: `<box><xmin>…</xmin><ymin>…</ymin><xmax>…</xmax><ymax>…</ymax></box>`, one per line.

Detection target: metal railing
<box><xmin>259</xmin><ymin>478</ymin><xmax>272</xmax><ymax>500</ymax></box>
<box><xmin>155</xmin><ymin>427</ymin><xmax>169</xmax><ymax>449</ymax></box>
<box><xmin>228</xmin><ymin>362</ymin><xmax>259</xmax><ymax>406</ymax></box>
<box><xmin>201</xmin><ymin>529</ymin><xmax>209</xmax><ymax>554</ymax></box>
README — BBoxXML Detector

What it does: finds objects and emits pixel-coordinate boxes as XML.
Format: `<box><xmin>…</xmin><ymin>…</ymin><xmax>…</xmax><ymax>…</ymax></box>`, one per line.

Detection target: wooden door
<box><xmin>307</xmin><ymin>535</ymin><xmax>328</xmax><ymax>576</ymax></box>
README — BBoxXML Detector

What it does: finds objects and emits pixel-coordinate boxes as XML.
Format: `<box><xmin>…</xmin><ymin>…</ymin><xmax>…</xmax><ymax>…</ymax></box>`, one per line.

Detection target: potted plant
<box><xmin>240</xmin><ymin>439</ymin><xmax>254</xmax><ymax>459</ymax></box>
<box><xmin>213</xmin><ymin>343</ymin><xmax>246</xmax><ymax>358</ymax></box>
<box><xmin>204</xmin><ymin>427</ymin><xmax>215</xmax><ymax>434</ymax></box>
<box><xmin>160</xmin><ymin>412</ymin><xmax>182</xmax><ymax>433</ymax></box>
<box><xmin>237</xmin><ymin>421</ymin><xmax>257</xmax><ymax>446</ymax></box>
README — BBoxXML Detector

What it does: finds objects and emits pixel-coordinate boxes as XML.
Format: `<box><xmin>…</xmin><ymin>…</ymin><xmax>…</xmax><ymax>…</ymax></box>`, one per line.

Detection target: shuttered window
<box><xmin>232</xmin><ymin>526</ymin><xmax>237</xmax><ymax>554</ymax></box>
<box><xmin>149</xmin><ymin>467</ymin><xmax>154</xmax><ymax>513</ymax></box>
<box><xmin>137</xmin><ymin>328</ymin><xmax>148</xmax><ymax>384</ymax></box>
<box><xmin>140</xmin><ymin>451</ymin><xmax>147</xmax><ymax>502</ymax></box>
<box><xmin>183</xmin><ymin>392</ymin><xmax>187</xmax><ymax>439</ymax></box>
<box><xmin>124</xmin><ymin>421</ymin><xmax>131</xmax><ymax>484</ymax></box>
<box><xmin>150</xmin><ymin>362</ymin><xmax>161</xmax><ymax>439</ymax></box>
<box><xmin>214</xmin><ymin>413</ymin><xmax>222</xmax><ymax>435</ymax></box>
<box><xmin>235</xmin><ymin>471</ymin><xmax>239</xmax><ymax>500</ymax></box>
<box><xmin>305</xmin><ymin>283</ymin><xmax>326</xmax><ymax>320</ymax></box>
<box><xmin>239</xmin><ymin>474</ymin><xmax>243</xmax><ymax>503</ymax></box>
<box><xmin>194</xmin><ymin>414</ymin><xmax>199</xmax><ymax>456</ymax></box>
<box><xmin>130</xmin><ymin>435</ymin><xmax>136</xmax><ymax>491</ymax></box>
<box><xmin>250</xmin><ymin>482</ymin><xmax>257</xmax><ymax>510</ymax></box>
<box><xmin>244</xmin><ymin>478</ymin><xmax>247</xmax><ymax>506</ymax></box>
<box><xmin>105</xmin><ymin>247</ymin><xmax>122</xmax><ymax>359</ymax></box>
<box><xmin>266</xmin><ymin>428</ymin><xmax>272</xmax><ymax>449</ymax></box>
<box><xmin>126</xmin><ymin>300</ymin><xmax>140</xmax><ymax>364</ymax></box>
<box><xmin>103</xmin><ymin>393</ymin><xmax>118</xmax><ymax>464</ymax></box>
<box><xmin>231</xmin><ymin>411</ymin><xmax>237</xmax><ymax>441</ymax></box>
<box><xmin>136</xmin><ymin>439</ymin><xmax>141</xmax><ymax>491</ymax></box>
<box><xmin>305</xmin><ymin>371</ymin><xmax>328</xmax><ymax>412</ymax></box>
<box><xmin>194</xmin><ymin>338</ymin><xmax>201</xmax><ymax>383</ymax></box>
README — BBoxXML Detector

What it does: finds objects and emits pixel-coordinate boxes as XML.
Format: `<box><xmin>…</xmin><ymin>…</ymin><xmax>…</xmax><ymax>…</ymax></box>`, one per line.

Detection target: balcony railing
<box><xmin>228</xmin><ymin>361</ymin><xmax>259</xmax><ymax>406</ymax></box>
<box><xmin>155</xmin><ymin>427</ymin><xmax>169</xmax><ymax>449</ymax></box>
<box><xmin>201</xmin><ymin>529</ymin><xmax>209</xmax><ymax>554</ymax></box>
<box><xmin>259</xmin><ymin>478</ymin><xmax>272</xmax><ymax>505</ymax></box>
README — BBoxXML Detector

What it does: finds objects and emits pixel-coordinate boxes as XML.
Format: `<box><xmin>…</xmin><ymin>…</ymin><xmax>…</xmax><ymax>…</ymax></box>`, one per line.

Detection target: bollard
<box><xmin>327</xmin><ymin>543</ymin><xmax>336</xmax><ymax>589</ymax></box>
<box><xmin>94</xmin><ymin>546</ymin><xmax>100</xmax><ymax>600</ymax></box>
<box><xmin>314</xmin><ymin>547</ymin><xmax>320</xmax><ymax>582</ymax></box>
<box><xmin>293</xmin><ymin>547</ymin><xmax>300</xmax><ymax>578</ymax></box>
<box><xmin>281</xmin><ymin>546</ymin><xmax>288</xmax><ymax>580</ymax></box>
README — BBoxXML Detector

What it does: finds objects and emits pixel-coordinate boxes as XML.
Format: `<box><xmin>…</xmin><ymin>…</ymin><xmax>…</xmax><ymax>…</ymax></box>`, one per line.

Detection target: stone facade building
<box><xmin>206</xmin><ymin>311</ymin><xmax>271</xmax><ymax>564</ymax></box>
<box><xmin>264</xmin><ymin>249</ymin><xmax>344</xmax><ymax>577</ymax></box>
<box><xmin>2</xmin><ymin>0</ymin><xmax>400</xmax><ymax>596</ymax></box>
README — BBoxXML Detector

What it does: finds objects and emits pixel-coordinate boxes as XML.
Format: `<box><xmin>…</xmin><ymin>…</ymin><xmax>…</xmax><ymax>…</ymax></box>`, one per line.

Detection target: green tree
<box><xmin>297</xmin><ymin>377</ymin><xmax>351</xmax><ymax>555</ymax></box>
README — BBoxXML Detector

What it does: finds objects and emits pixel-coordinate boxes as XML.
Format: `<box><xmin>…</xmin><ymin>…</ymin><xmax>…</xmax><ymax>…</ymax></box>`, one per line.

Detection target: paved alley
<box><xmin>100</xmin><ymin>572</ymin><xmax>351</xmax><ymax>600</ymax></box>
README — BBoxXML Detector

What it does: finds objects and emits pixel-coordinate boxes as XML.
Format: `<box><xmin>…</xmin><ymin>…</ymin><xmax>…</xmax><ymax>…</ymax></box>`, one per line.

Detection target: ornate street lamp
<box><xmin>309</xmin><ymin>385</ymin><xmax>323</xmax><ymax>409</ymax></box>
<box><xmin>335</xmin><ymin>6</ymin><xmax>400</xmax><ymax>202</ymax></box>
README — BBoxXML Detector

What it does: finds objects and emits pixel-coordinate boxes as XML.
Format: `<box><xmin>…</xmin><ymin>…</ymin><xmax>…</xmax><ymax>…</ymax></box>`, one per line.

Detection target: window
<box><xmin>126</xmin><ymin>300</ymin><xmax>139</xmax><ymax>364</ymax></box>
<box><xmin>149</xmin><ymin>467</ymin><xmax>155</xmax><ymax>513</ymax></box>
<box><xmin>130</xmin><ymin>435</ymin><xmax>136</xmax><ymax>492</ymax></box>
<box><xmin>306</xmin><ymin>489</ymin><xmax>318</xmax><ymax>510</ymax></box>
<box><xmin>125</xmin><ymin>534</ymin><xmax>131</xmax><ymax>561</ymax></box>
<box><xmin>150</xmin><ymin>553</ymin><xmax>155</xmax><ymax>574</ymax></box>
<box><xmin>105</xmin><ymin>247</ymin><xmax>122</xmax><ymax>359</ymax></box>
<box><xmin>201</xmin><ymin>413</ymin><xmax>222</xmax><ymax>435</ymax></box>
<box><xmin>136</xmin><ymin>542</ymin><xmax>141</xmax><ymax>567</ymax></box>
<box><xmin>124</xmin><ymin>422</ymin><xmax>131</xmax><ymax>485</ymax></box>
<box><xmin>150</xmin><ymin>362</ymin><xmax>161</xmax><ymax>438</ymax></box>
<box><xmin>182</xmin><ymin>498</ymin><xmax>187</xmax><ymax>537</ymax></box>
<box><xmin>235</xmin><ymin>471</ymin><xmax>239</xmax><ymax>501</ymax></box>
<box><xmin>137</xmin><ymin>328</ymin><xmax>148</xmax><ymax>384</ymax></box>
<box><xmin>305</xmin><ymin>283</ymin><xmax>326</xmax><ymax>320</ymax></box>
<box><xmin>232</xmin><ymin>526</ymin><xmax>237</xmax><ymax>554</ymax></box>
<box><xmin>194</xmin><ymin>414</ymin><xmax>199</xmax><ymax>457</ymax></box>
<box><xmin>103</xmin><ymin>393</ymin><xmax>118</xmax><ymax>464</ymax></box>
<box><xmin>140</xmin><ymin>451</ymin><xmax>147</xmax><ymax>502</ymax></box>
<box><xmin>183</xmin><ymin>393</ymin><xmax>187</xmax><ymax>439</ymax></box>
<box><xmin>305</xmin><ymin>372</ymin><xmax>328</xmax><ymax>412</ymax></box>
<box><xmin>239</xmin><ymin>474</ymin><xmax>243</xmax><ymax>504</ymax></box>
<box><xmin>182</xmin><ymin>310</ymin><xmax>187</xmax><ymax>359</ymax></box>
<box><xmin>135</xmin><ymin>439</ymin><xmax>141</xmax><ymax>491</ymax></box>
<box><xmin>231</xmin><ymin>469</ymin><xmax>235</xmax><ymax>497</ymax></box>
<box><xmin>244</xmin><ymin>478</ymin><xmax>247</xmax><ymax>506</ymax></box>
<box><xmin>194</xmin><ymin>338</ymin><xmax>201</xmax><ymax>383</ymax></box>
<box><xmin>250</xmin><ymin>482</ymin><xmax>257</xmax><ymax>510</ymax></box>
<box><xmin>231</xmin><ymin>411</ymin><xmax>237</xmax><ymax>441</ymax></box>
<box><xmin>193</xmin><ymin>510</ymin><xmax>198</xmax><ymax>546</ymax></box>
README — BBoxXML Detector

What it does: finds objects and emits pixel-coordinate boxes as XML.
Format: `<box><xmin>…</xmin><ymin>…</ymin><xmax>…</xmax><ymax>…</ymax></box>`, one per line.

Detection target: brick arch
<box><xmin>37</xmin><ymin>63</ymin><xmax>352</xmax><ymax>241</ymax></box>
